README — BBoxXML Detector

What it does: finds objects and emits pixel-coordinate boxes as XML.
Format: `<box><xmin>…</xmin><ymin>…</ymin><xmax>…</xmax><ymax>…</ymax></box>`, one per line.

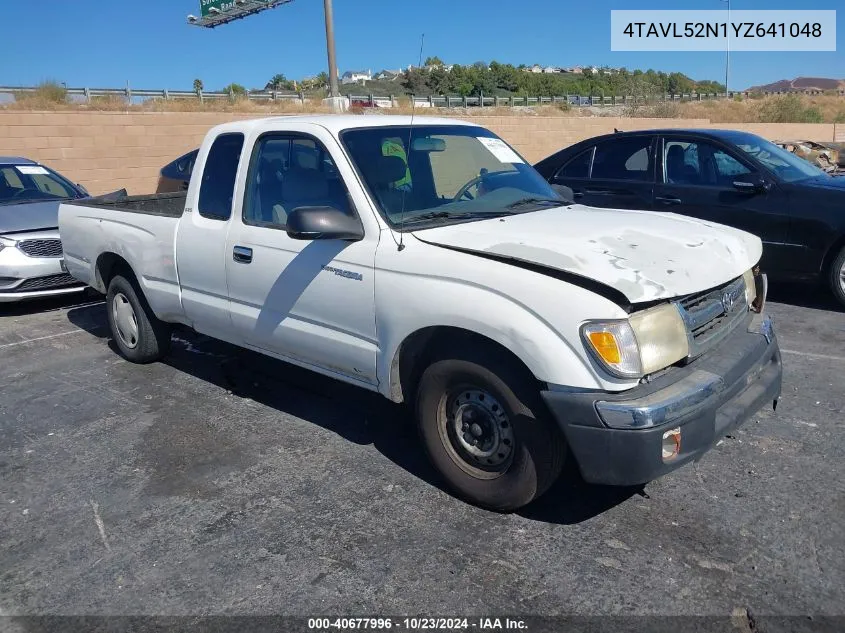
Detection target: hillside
<box><xmin>749</xmin><ymin>77</ymin><xmax>845</xmax><ymax>92</ymax></box>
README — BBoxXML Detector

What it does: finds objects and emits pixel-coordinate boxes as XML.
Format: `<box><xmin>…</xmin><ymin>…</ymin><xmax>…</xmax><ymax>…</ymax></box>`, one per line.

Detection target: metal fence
<box><xmin>2</xmin><ymin>85</ymin><xmax>844</xmax><ymax>109</ymax></box>
<box><xmin>0</xmin><ymin>85</ymin><xmax>307</xmax><ymax>104</ymax></box>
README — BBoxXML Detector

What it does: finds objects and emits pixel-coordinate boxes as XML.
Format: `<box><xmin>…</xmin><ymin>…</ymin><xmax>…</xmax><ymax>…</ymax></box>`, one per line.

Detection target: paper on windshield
<box><xmin>477</xmin><ymin>137</ymin><xmax>524</xmax><ymax>164</ymax></box>
<box><xmin>16</xmin><ymin>165</ymin><xmax>49</xmax><ymax>175</ymax></box>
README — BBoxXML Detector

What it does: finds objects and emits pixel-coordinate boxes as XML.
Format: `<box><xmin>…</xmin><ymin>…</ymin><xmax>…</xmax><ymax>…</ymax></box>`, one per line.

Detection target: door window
<box><xmin>554</xmin><ymin>147</ymin><xmax>593</xmax><ymax>180</ymax></box>
<box><xmin>664</xmin><ymin>139</ymin><xmax>752</xmax><ymax>186</ymax></box>
<box><xmin>198</xmin><ymin>133</ymin><xmax>244</xmax><ymax>220</ymax></box>
<box><xmin>591</xmin><ymin>137</ymin><xmax>653</xmax><ymax>181</ymax></box>
<box><xmin>243</xmin><ymin>134</ymin><xmax>351</xmax><ymax>228</ymax></box>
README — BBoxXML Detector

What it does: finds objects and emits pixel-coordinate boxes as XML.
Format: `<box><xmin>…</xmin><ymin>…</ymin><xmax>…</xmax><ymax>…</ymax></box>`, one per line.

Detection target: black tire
<box><xmin>106</xmin><ymin>273</ymin><xmax>171</xmax><ymax>363</ymax></box>
<box><xmin>828</xmin><ymin>246</ymin><xmax>845</xmax><ymax>308</ymax></box>
<box><xmin>415</xmin><ymin>345</ymin><xmax>566</xmax><ymax>512</ymax></box>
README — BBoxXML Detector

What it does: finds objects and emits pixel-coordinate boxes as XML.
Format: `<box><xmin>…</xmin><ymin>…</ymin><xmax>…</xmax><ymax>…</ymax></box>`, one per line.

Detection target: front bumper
<box><xmin>0</xmin><ymin>236</ymin><xmax>85</xmax><ymax>303</ymax></box>
<box><xmin>542</xmin><ymin>313</ymin><xmax>782</xmax><ymax>486</ymax></box>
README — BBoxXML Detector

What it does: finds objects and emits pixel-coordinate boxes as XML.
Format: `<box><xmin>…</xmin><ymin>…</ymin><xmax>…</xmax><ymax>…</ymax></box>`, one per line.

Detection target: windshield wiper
<box><xmin>400</xmin><ymin>210</ymin><xmax>513</xmax><ymax>226</ymax></box>
<box><xmin>506</xmin><ymin>197</ymin><xmax>564</xmax><ymax>210</ymax></box>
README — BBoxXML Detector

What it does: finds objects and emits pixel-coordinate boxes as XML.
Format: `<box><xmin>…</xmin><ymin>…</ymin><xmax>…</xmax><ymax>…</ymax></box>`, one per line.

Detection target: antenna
<box><xmin>396</xmin><ymin>32</ymin><xmax>425</xmax><ymax>252</ymax></box>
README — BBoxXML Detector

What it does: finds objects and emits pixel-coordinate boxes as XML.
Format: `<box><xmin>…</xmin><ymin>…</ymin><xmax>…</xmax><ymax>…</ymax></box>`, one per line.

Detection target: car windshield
<box><xmin>340</xmin><ymin>125</ymin><xmax>563</xmax><ymax>228</ymax></box>
<box><xmin>0</xmin><ymin>164</ymin><xmax>83</xmax><ymax>205</ymax></box>
<box><xmin>732</xmin><ymin>134</ymin><xmax>828</xmax><ymax>183</ymax></box>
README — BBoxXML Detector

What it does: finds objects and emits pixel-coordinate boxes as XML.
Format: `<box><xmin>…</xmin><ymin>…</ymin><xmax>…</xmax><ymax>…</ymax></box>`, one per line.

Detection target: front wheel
<box><xmin>106</xmin><ymin>274</ymin><xmax>171</xmax><ymax>363</ymax></box>
<box><xmin>829</xmin><ymin>246</ymin><xmax>845</xmax><ymax>308</ymax></box>
<box><xmin>415</xmin><ymin>347</ymin><xmax>566</xmax><ymax>512</ymax></box>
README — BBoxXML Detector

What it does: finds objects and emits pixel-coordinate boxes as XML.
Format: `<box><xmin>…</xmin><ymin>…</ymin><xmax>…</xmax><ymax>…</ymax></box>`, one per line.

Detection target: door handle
<box><xmin>655</xmin><ymin>196</ymin><xmax>682</xmax><ymax>205</ymax></box>
<box><xmin>572</xmin><ymin>190</ymin><xmax>584</xmax><ymax>199</ymax></box>
<box><xmin>233</xmin><ymin>246</ymin><xmax>253</xmax><ymax>263</ymax></box>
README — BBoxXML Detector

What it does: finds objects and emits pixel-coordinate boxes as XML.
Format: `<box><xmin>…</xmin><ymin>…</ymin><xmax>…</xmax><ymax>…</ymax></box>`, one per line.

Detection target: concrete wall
<box><xmin>0</xmin><ymin>111</ymin><xmax>840</xmax><ymax>195</ymax></box>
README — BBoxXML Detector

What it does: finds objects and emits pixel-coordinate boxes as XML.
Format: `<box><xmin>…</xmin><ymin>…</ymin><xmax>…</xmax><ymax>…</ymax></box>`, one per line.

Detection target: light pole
<box><xmin>322</xmin><ymin>0</ymin><xmax>346</xmax><ymax>111</ymax></box>
<box><xmin>720</xmin><ymin>0</ymin><xmax>731</xmax><ymax>96</ymax></box>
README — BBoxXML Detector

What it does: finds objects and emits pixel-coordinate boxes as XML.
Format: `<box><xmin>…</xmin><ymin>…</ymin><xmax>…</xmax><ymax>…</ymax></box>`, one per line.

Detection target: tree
<box><xmin>316</xmin><ymin>71</ymin><xmax>329</xmax><ymax>88</ymax></box>
<box><xmin>223</xmin><ymin>83</ymin><xmax>247</xmax><ymax>97</ymax></box>
<box><xmin>193</xmin><ymin>78</ymin><xmax>204</xmax><ymax>94</ymax></box>
<box><xmin>429</xmin><ymin>66</ymin><xmax>451</xmax><ymax>94</ymax></box>
<box><xmin>267</xmin><ymin>73</ymin><xmax>289</xmax><ymax>91</ymax></box>
<box><xmin>401</xmin><ymin>67</ymin><xmax>429</xmax><ymax>94</ymax></box>
<box><xmin>424</xmin><ymin>55</ymin><xmax>444</xmax><ymax>67</ymax></box>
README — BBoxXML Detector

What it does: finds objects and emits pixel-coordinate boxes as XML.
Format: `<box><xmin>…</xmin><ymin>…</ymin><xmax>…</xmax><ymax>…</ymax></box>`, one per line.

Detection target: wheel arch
<box><xmin>94</xmin><ymin>252</ymin><xmax>137</xmax><ymax>293</ymax></box>
<box><xmin>821</xmin><ymin>233</ymin><xmax>845</xmax><ymax>276</ymax></box>
<box><xmin>388</xmin><ymin>326</ymin><xmax>545</xmax><ymax>405</ymax></box>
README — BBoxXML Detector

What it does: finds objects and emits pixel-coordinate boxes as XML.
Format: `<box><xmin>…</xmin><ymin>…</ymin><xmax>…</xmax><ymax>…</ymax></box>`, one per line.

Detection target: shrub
<box><xmin>14</xmin><ymin>80</ymin><xmax>67</xmax><ymax>105</ymax></box>
<box><xmin>758</xmin><ymin>94</ymin><xmax>824</xmax><ymax>123</ymax></box>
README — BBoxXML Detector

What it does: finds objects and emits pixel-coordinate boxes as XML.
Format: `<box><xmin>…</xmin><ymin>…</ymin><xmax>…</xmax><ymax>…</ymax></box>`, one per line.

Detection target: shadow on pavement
<box><xmin>66</xmin><ymin>301</ymin><xmax>633</xmax><ymax>524</ymax></box>
<box><xmin>767</xmin><ymin>280</ymin><xmax>843</xmax><ymax>312</ymax></box>
<box><xmin>0</xmin><ymin>290</ymin><xmax>102</xmax><ymax>317</ymax></box>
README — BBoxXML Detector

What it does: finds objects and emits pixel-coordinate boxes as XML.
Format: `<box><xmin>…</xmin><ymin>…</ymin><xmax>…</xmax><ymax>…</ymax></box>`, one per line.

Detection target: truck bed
<box><xmin>81</xmin><ymin>191</ymin><xmax>186</xmax><ymax>217</ymax></box>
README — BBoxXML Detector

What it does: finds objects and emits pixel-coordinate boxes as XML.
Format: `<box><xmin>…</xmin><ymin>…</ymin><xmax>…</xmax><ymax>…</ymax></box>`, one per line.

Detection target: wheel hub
<box><xmin>449</xmin><ymin>389</ymin><xmax>513</xmax><ymax>468</ymax></box>
<box><xmin>112</xmin><ymin>292</ymin><xmax>139</xmax><ymax>349</ymax></box>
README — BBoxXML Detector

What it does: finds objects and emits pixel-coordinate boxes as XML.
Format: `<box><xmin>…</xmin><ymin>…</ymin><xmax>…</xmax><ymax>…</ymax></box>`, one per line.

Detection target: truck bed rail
<box><xmin>81</xmin><ymin>191</ymin><xmax>186</xmax><ymax>218</ymax></box>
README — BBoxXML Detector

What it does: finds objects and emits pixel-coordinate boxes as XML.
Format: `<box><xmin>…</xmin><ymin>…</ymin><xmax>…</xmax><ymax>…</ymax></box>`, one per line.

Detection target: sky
<box><xmin>1</xmin><ymin>0</ymin><xmax>842</xmax><ymax>91</ymax></box>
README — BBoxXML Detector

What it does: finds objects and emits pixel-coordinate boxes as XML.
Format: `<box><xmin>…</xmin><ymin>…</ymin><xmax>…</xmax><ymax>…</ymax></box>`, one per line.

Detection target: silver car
<box><xmin>0</xmin><ymin>157</ymin><xmax>90</xmax><ymax>303</ymax></box>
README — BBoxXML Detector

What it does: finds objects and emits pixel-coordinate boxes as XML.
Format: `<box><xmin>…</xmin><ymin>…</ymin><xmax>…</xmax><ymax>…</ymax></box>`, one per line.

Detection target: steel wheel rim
<box><xmin>441</xmin><ymin>386</ymin><xmax>514</xmax><ymax>474</ymax></box>
<box><xmin>112</xmin><ymin>292</ymin><xmax>139</xmax><ymax>349</ymax></box>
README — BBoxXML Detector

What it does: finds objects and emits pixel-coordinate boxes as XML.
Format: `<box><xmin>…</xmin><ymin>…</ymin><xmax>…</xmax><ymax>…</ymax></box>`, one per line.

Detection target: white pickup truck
<box><xmin>59</xmin><ymin>115</ymin><xmax>781</xmax><ymax>511</ymax></box>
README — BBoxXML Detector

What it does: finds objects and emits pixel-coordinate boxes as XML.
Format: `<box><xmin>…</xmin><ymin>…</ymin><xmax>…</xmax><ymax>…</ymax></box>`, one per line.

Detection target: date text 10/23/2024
<box><xmin>307</xmin><ymin>618</ymin><xmax>528</xmax><ymax>630</ymax></box>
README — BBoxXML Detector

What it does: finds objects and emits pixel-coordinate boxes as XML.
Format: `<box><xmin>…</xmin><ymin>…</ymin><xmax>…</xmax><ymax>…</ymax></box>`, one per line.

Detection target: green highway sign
<box><xmin>192</xmin><ymin>0</ymin><xmax>292</xmax><ymax>27</ymax></box>
<box><xmin>201</xmin><ymin>0</ymin><xmax>238</xmax><ymax>18</ymax></box>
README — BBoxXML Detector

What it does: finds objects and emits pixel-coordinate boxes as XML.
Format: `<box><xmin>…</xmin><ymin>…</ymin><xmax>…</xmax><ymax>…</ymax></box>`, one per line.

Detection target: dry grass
<box><xmin>677</xmin><ymin>94</ymin><xmax>845</xmax><ymax>124</ymax></box>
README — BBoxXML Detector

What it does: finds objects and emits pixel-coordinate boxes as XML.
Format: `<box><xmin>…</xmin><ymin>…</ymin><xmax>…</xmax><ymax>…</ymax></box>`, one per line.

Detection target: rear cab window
<box><xmin>198</xmin><ymin>133</ymin><xmax>245</xmax><ymax>220</ymax></box>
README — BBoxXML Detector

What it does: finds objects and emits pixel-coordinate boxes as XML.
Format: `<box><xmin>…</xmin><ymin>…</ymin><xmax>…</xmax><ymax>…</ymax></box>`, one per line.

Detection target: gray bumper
<box><xmin>0</xmin><ymin>232</ymin><xmax>84</xmax><ymax>302</ymax></box>
<box><xmin>541</xmin><ymin>313</ymin><xmax>782</xmax><ymax>486</ymax></box>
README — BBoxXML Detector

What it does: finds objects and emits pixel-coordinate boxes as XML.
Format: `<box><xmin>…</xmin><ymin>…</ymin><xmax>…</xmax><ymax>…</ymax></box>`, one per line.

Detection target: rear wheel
<box><xmin>106</xmin><ymin>273</ymin><xmax>171</xmax><ymax>363</ymax></box>
<box><xmin>415</xmin><ymin>346</ymin><xmax>566</xmax><ymax>512</ymax></box>
<box><xmin>829</xmin><ymin>246</ymin><xmax>845</xmax><ymax>308</ymax></box>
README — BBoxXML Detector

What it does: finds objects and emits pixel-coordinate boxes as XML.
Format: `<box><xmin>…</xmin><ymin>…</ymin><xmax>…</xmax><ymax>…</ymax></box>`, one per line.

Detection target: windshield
<box><xmin>0</xmin><ymin>164</ymin><xmax>83</xmax><ymax>205</ymax></box>
<box><xmin>732</xmin><ymin>134</ymin><xmax>828</xmax><ymax>183</ymax></box>
<box><xmin>340</xmin><ymin>125</ymin><xmax>562</xmax><ymax>228</ymax></box>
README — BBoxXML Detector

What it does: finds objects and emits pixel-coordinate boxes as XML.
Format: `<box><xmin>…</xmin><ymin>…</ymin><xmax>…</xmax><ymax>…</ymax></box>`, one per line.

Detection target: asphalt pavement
<box><xmin>0</xmin><ymin>285</ymin><xmax>843</xmax><ymax>625</ymax></box>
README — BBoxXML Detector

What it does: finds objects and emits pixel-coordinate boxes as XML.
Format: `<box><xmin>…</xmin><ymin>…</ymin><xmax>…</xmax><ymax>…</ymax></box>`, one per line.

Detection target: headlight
<box><xmin>0</xmin><ymin>236</ymin><xmax>16</xmax><ymax>253</ymax></box>
<box><xmin>743</xmin><ymin>268</ymin><xmax>757</xmax><ymax>308</ymax></box>
<box><xmin>582</xmin><ymin>303</ymin><xmax>690</xmax><ymax>379</ymax></box>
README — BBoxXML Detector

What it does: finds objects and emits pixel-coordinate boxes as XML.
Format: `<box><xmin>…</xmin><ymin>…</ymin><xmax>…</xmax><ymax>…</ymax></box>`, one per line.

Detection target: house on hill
<box><xmin>375</xmin><ymin>69</ymin><xmax>403</xmax><ymax>81</ymax></box>
<box><xmin>341</xmin><ymin>69</ymin><xmax>372</xmax><ymax>85</ymax></box>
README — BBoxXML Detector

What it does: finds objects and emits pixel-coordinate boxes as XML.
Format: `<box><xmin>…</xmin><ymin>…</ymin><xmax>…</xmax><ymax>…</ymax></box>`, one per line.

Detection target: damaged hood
<box><xmin>412</xmin><ymin>205</ymin><xmax>762</xmax><ymax>303</ymax></box>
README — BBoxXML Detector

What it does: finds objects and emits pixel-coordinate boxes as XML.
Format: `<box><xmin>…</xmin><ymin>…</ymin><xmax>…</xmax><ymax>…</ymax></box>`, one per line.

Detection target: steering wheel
<box><xmin>452</xmin><ymin>170</ymin><xmax>510</xmax><ymax>202</ymax></box>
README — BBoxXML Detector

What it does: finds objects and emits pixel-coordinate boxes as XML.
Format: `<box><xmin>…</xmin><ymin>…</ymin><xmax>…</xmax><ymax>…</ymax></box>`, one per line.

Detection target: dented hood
<box><xmin>412</xmin><ymin>205</ymin><xmax>762</xmax><ymax>303</ymax></box>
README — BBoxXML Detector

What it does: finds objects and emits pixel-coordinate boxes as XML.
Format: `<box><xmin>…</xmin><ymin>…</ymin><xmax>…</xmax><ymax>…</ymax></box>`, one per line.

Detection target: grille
<box><xmin>676</xmin><ymin>276</ymin><xmax>748</xmax><ymax>358</ymax></box>
<box><xmin>17</xmin><ymin>239</ymin><xmax>63</xmax><ymax>258</ymax></box>
<box><xmin>15</xmin><ymin>273</ymin><xmax>80</xmax><ymax>292</ymax></box>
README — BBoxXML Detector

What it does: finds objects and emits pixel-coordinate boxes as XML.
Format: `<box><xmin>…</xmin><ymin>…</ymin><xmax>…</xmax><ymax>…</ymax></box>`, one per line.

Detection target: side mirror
<box><xmin>732</xmin><ymin>175</ymin><xmax>769</xmax><ymax>194</ymax></box>
<box><xmin>551</xmin><ymin>183</ymin><xmax>575</xmax><ymax>204</ymax></box>
<box><xmin>286</xmin><ymin>206</ymin><xmax>364</xmax><ymax>241</ymax></box>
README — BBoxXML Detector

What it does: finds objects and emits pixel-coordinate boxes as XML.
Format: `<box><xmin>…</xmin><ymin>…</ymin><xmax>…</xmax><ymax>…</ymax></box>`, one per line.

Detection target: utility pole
<box><xmin>721</xmin><ymin>0</ymin><xmax>731</xmax><ymax>96</ymax></box>
<box><xmin>322</xmin><ymin>0</ymin><xmax>346</xmax><ymax>111</ymax></box>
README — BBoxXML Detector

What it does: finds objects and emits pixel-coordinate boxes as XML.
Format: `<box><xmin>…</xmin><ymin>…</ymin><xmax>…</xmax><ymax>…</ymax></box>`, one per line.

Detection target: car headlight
<box><xmin>743</xmin><ymin>268</ymin><xmax>757</xmax><ymax>308</ymax></box>
<box><xmin>582</xmin><ymin>303</ymin><xmax>690</xmax><ymax>379</ymax></box>
<box><xmin>0</xmin><ymin>236</ymin><xmax>16</xmax><ymax>253</ymax></box>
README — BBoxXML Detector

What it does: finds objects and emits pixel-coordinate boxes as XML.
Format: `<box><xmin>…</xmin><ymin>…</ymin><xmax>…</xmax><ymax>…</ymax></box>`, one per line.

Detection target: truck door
<box><xmin>224</xmin><ymin>130</ymin><xmax>378</xmax><ymax>386</ymax></box>
<box><xmin>174</xmin><ymin>132</ymin><xmax>245</xmax><ymax>339</ymax></box>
